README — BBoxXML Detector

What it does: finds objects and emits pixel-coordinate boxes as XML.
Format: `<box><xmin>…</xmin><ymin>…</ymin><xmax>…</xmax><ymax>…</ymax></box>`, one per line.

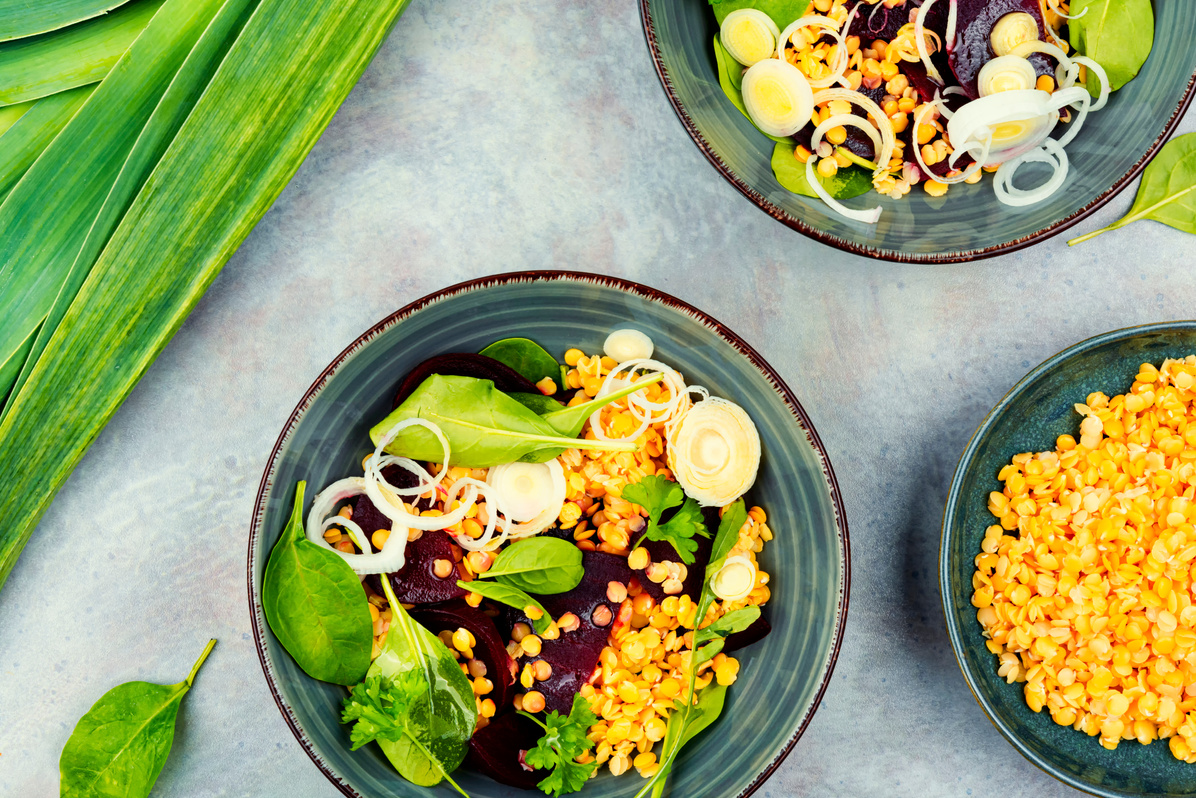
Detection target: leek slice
<box><xmin>0</xmin><ymin>0</ymin><xmax>163</xmax><ymax>106</ymax></box>
<box><xmin>0</xmin><ymin>0</ymin><xmax>418</xmax><ymax>590</ymax></box>
<box><xmin>0</xmin><ymin>0</ymin><xmax>133</xmax><ymax>42</ymax></box>
<box><xmin>0</xmin><ymin>85</ymin><xmax>93</xmax><ymax>199</ymax></box>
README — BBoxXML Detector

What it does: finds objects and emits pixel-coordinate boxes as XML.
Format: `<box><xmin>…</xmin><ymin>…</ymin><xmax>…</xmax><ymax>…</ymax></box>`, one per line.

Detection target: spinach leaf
<box><xmin>711</xmin><ymin>0</ymin><xmax>810</xmax><ymax>27</ymax></box>
<box><xmin>262</xmin><ymin>481</ymin><xmax>373</xmax><ymax>685</ymax></box>
<box><xmin>538</xmin><ymin>373</ymin><xmax>663</xmax><ymax>437</ymax></box>
<box><xmin>370</xmin><ymin>576</ymin><xmax>476</xmax><ymax>789</ymax></box>
<box><xmin>771</xmin><ymin>141</ymin><xmax>874</xmax><ymax>200</ymax></box>
<box><xmin>480</xmin><ymin>338</ymin><xmax>564</xmax><ymax>392</ymax></box>
<box><xmin>623</xmin><ymin>475</ymin><xmax>709</xmax><ymax>564</ymax></box>
<box><xmin>648</xmin><ymin>683</ymin><xmax>728</xmax><ymax>798</ymax></box>
<box><xmin>486</xmin><ymin>537</ymin><xmax>584</xmax><ymax>594</ymax></box>
<box><xmin>1070</xmin><ymin>0</ymin><xmax>1154</xmax><ymax>92</ymax></box>
<box><xmin>59</xmin><ymin>639</ymin><xmax>216</xmax><ymax>798</ymax></box>
<box><xmin>713</xmin><ymin>35</ymin><xmax>789</xmax><ymax>145</ymax></box>
<box><xmin>369</xmin><ymin>375</ymin><xmax>639</xmax><ymax>467</ymax></box>
<box><xmin>1069</xmin><ymin>133</ymin><xmax>1196</xmax><ymax>246</ymax></box>
<box><xmin>459</xmin><ymin>579</ymin><xmax>554</xmax><ymax>635</ymax></box>
<box><xmin>693</xmin><ymin>606</ymin><xmax>761</xmax><ymax>666</ymax></box>
<box><xmin>510</xmin><ymin>391</ymin><xmax>565</xmax><ymax>415</ymax></box>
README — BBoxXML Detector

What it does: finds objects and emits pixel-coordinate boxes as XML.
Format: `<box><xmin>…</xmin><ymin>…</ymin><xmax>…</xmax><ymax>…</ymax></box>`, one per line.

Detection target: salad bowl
<box><xmin>247</xmin><ymin>271</ymin><xmax>850</xmax><ymax>798</ymax></box>
<box><xmin>641</xmin><ymin>0</ymin><xmax>1196</xmax><ymax>263</ymax></box>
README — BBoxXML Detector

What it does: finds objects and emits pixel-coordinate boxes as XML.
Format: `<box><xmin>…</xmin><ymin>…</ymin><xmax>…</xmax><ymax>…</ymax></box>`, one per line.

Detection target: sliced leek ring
<box><xmin>741</xmin><ymin>58</ymin><xmax>814</xmax><ymax>138</ymax></box>
<box><xmin>667</xmin><ymin>397</ymin><xmax>760</xmax><ymax>507</ymax></box>
<box><xmin>991</xmin><ymin>12</ymin><xmax>1040</xmax><ymax>57</ymax></box>
<box><xmin>978</xmin><ymin>55</ymin><xmax>1037</xmax><ymax>96</ymax></box>
<box><xmin>720</xmin><ymin>9</ymin><xmax>780</xmax><ymax>67</ymax></box>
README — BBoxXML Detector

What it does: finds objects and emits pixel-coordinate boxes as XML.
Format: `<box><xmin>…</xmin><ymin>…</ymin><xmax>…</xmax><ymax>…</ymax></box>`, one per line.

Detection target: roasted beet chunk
<box><xmin>411</xmin><ymin>600</ymin><xmax>517</xmax><ymax>712</ymax></box>
<box><xmin>466</xmin><ymin>711</ymin><xmax>544</xmax><ymax>790</ymax></box>
<box><xmin>392</xmin><ymin>353</ymin><xmax>543</xmax><ymax>408</ymax></box>
<box><xmin>948</xmin><ymin>0</ymin><xmax>1054</xmax><ymax>98</ymax></box>
<box><xmin>512</xmin><ymin>552</ymin><xmax>637</xmax><ymax>714</ymax></box>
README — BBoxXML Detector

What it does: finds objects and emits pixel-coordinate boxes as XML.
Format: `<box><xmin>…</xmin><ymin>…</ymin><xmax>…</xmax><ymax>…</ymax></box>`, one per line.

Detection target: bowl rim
<box><xmin>638</xmin><ymin>0</ymin><xmax>1196</xmax><ymax>265</ymax></box>
<box><xmin>939</xmin><ymin>320</ymin><xmax>1196</xmax><ymax>798</ymax></box>
<box><xmin>246</xmin><ymin>269</ymin><xmax>852</xmax><ymax>798</ymax></box>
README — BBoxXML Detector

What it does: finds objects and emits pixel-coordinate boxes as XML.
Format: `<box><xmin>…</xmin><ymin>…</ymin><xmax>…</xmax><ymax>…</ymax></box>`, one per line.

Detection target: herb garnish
<box><xmin>522</xmin><ymin>694</ymin><xmax>600</xmax><ymax>797</ymax></box>
<box><xmin>342</xmin><ymin>671</ymin><xmax>423</xmax><ymax>750</ymax></box>
<box><xmin>622</xmin><ymin>475</ymin><xmax>709</xmax><ymax>563</ymax></box>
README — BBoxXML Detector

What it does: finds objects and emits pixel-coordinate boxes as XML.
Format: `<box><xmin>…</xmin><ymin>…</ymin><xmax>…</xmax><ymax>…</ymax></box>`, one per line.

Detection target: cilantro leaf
<box><xmin>340</xmin><ymin>671</ymin><xmax>422</xmax><ymax>750</ymax></box>
<box><xmin>622</xmin><ymin>475</ymin><xmax>709</xmax><ymax>564</ymax></box>
<box><xmin>521</xmin><ymin>694</ymin><xmax>599</xmax><ymax>797</ymax></box>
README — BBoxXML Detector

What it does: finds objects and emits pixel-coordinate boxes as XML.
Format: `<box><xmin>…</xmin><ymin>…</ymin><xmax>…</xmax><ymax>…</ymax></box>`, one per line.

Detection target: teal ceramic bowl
<box><xmin>248</xmin><ymin>272</ymin><xmax>850</xmax><ymax>798</ymax></box>
<box><xmin>942</xmin><ymin>322</ymin><xmax>1196</xmax><ymax>797</ymax></box>
<box><xmin>641</xmin><ymin>0</ymin><xmax>1196</xmax><ymax>263</ymax></box>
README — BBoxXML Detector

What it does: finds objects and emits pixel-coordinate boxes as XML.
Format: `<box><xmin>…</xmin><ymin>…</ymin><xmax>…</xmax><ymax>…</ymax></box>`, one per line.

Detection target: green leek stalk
<box><xmin>0</xmin><ymin>0</ymin><xmax>133</xmax><ymax>42</ymax></box>
<box><xmin>0</xmin><ymin>0</ymin><xmax>416</xmax><ymax>591</ymax></box>
<box><xmin>0</xmin><ymin>85</ymin><xmax>94</xmax><ymax>199</ymax></box>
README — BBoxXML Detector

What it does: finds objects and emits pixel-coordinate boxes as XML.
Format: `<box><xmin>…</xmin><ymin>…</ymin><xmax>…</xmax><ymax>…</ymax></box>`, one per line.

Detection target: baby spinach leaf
<box><xmin>1070</xmin><ymin>0</ymin><xmax>1154</xmax><ymax>92</ymax></box>
<box><xmin>711</xmin><ymin>0</ymin><xmax>810</xmax><ymax>27</ymax></box>
<box><xmin>262</xmin><ymin>481</ymin><xmax>373</xmax><ymax>685</ymax></box>
<box><xmin>771</xmin><ymin>141</ymin><xmax>874</xmax><ymax>200</ymax></box>
<box><xmin>369</xmin><ymin>576</ymin><xmax>476</xmax><ymax>789</ymax></box>
<box><xmin>510</xmin><ymin>391</ymin><xmax>565</xmax><ymax>415</ymax></box>
<box><xmin>1069</xmin><ymin>133</ymin><xmax>1196</xmax><ymax>246</ymax></box>
<box><xmin>369</xmin><ymin>375</ymin><xmax>639</xmax><ymax>467</ymax></box>
<box><xmin>480</xmin><ymin>338</ymin><xmax>564</xmax><ymax>392</ymax></box>
<box><xmin>459</xmin><ymin>579</ymin><xmax>553</xmax><ymax>635</ymax></box>
<box><xmin>693</xmin><ymin>605</ymin><xmax>761</xmax><ymax>666</ymax></box>
<box><xmin>59</xmin><ymin>639</ymin><xmax>216</xmax><ymax>798</ymax></box>
<box><xmin>647</xmin><ymin>683</ymin><xmax>728</xmax><ymax>798</ymax></box>
<box><xmin>713</xmin><ymin>35</ymin><xmax>789</xmax><ymax>145</ymax></box>
<box><xmin>486</xmin><ymin>537</ymin><xmax>584</xmax><ymax>594</ymax></box>
<box><xmin>538</xmin><ymin>373</ymin><xmax>664</xmax><ymax>438</ymax></box>
<box><xmin>623</xmin><ymin>475</ymin><xmax>709</xmax><ymax>564</ymax></box>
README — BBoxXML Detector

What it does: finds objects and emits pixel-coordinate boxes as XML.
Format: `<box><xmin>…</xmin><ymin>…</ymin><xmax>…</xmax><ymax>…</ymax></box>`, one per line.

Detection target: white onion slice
<box><xmin>993</xmin><ymin>138</ymin><xmax>1069</xmax><ymax>206</ymax></box>
<box><xmin>945</xmin><ymin>0</ymin><xmax>958</xmax><ymax>53</ymax></box>
<box><xmin>912</xmin><ymin>102</ymin><xmax>985</xmax><ymax>184</ymax></box>
<box><xmin>978</xmin><ymin>55</ymin><xmax>1038</xmax><ymax>96</ymax></box>
<box><xmin>812</xmin><ymin>88</ymin><xmax>896</xmax><ymax>176</ymax></box>
<box><xmin>915</xmin><ymin>0</ymin><xmax>944</xmax><ymax>84</ymax></box>
<box><xmin>365</xmin><ymin>418</ymin><xmax>478</xmax><ymax>531</ymax></box>
<box><xmin>1049</xmin><ymin>85</ymin><xmax>1092</xmax><ymax>148</ymax></box>
<box><xmin>720</xmin><ymin>9</ymin><xmax>780</xmax><ymax>67</ymax></box>
<box><xmin>1064</xmin><ymin>56</ymin><xmax>1110</xmax><ymax>112</ymax></box>
<box><xmin>1010</xmin><ymin>39</ymin><xmax>1073</xmax><ymax>71</ymax></box>
<box><xmin>305</xmin><ymin>477</ymin><xmax>412</xmax><ymax>575</ymax></box>
<box><xmin>805</xmin><ymin>159</ymin><xmax>882</xmax><ymax>224</ymax></box>
<box><xmin>1046</xmin><ymin>0</ymin><xmax>1087</xmax><ymax>20</ymax></box>
<box><xmin>741</xmin><ymin>58</ymin><xmax>816</xmax><ymax>137</ymax></box>
<box><xmin>588</xmin><ymin>361</ymin><xmax>692</xmax><ymax>443</ymax></box>
<box><xmin>447</xmin><ymin>477</ymin><xmax>504</xmax><ymax>552</ymax></box>
<box><xmin>487</xmin><ymin>459</ymin><xmax>567</xmax><ymax>526</ymax></box>
<box><xmin>947</xmin><ymin>89</ymin><xmax>1061</xmax><ymax>165</ymax></box>
<box><xmin>776</xmin><ymin>16</ymin><xmax>849</xmax><ymax>90</ymax></box>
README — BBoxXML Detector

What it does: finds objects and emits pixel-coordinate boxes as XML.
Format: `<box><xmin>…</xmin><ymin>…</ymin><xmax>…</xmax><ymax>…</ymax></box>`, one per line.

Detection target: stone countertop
<box><xmin>1</xmin><ymin>1</ymin><xmax>1192</xmax><ymax>796</ymax></box>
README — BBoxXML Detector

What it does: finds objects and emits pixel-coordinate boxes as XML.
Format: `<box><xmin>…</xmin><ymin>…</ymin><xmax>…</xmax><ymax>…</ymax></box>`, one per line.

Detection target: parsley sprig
<box><xmin>521</xmin><ymin>694</ymin><xmax>600</xmax><ymax>797</ymax></box>
<box><xmin>622</xmin><ymin>475</ymin><xmax>709</xmax><ymax>564</ymax></box>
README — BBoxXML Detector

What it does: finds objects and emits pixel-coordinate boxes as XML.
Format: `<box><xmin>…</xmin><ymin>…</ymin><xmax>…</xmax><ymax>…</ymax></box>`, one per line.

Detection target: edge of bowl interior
<box><xmin>246</xmin><ymin>270</ymin><xmax>852</xmax><ymax>798</ymax></box>
<box><xmin>940</xmin><ymin>320</ymin><xmax>1196</xmax><ymax>798</ymax></box>
<box><xmin>638</xmin><ymin>0</ymin><xmax>1196</xmax><ymax>265</ymax></box>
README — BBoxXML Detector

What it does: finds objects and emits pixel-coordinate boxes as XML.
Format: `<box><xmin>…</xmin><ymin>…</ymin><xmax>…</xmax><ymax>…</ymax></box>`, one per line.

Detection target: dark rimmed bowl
<box><xmin>942</xmin><ymin>322</ymin><xmax>1196</xmax><ymax>797</ymax></box>
<box><xmin>641</xmin><ymin>0</ymin><xmax>1196</xmax><ymax>263</ymax></box>
<box><xmin>248</xmin><ymin>271</ymin><xmax>851</xmax><ymax>798</ymax></box>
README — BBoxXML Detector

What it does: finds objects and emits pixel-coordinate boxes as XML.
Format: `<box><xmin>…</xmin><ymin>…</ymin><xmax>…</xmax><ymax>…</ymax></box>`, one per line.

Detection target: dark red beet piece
<box><xmin>724</xmin><ymin>616</ymin><xmax>772</xmax><ymax>653</ymax></box>
<box><xmin>466</xmin><ymin>711</ymin><xmax>544</xmax><ymax>790</ymax></box>
<box><xmin>637</xmin><ymin>505</ymin><xmax>721</xmax><ymax>604</ymax></box>
<box><xmin>848</xmin><ymin>0</ymin><xmax>948</xmax><ymax>42</ymax></box>
<box><xmin>948</xmin><ymin>0</ymin><xmax>1054</xmax><ymax>98</ymax></box>
<box><xmin>899</xmin><ymin>60</ymin><xmax>977</xmax><ymax>178</ymax></box>
<box><xmin>392</xmin><ymin>353</ymin><xmax>543</xmax><ymax>408</ymax></box>
<box><xmin>412</xmin><ymin>600</ymin><xmax>518</xmax><ymax>712</ymax></box>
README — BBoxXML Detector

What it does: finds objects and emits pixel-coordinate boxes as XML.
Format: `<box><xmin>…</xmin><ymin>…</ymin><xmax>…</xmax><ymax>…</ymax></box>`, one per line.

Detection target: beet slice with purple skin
<box><xmin>948</xmin><ymin>0</ymin><xmax>1054</xmax><ymax>98</ymax></box>
<box><xmin>466</xmin><ymin>711</ymin><xmax>544</xmax><ymax>790</ymax></box>
<box><xmin>391</xmin><ymin>353</ymin><xmax>545</xmax><ymax>409</ymax></box>
<box><xmin>411</xmin><ymin>600</ymin><xmax>518</xmax><ymax>712</ymax></box>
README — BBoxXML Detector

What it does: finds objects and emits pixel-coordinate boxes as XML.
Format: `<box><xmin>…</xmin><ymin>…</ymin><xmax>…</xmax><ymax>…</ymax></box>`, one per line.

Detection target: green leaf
<box><xmin>695</xmin><ymin>499</ymin><xmax>748</xmax><ymax>624</ymax></box>
<box><xmin>770</xmin><ymin>140</ymin><xmax>874</xmax><ymax>200</ymax></box>
<box><xmin>0</xmin><ymin>0</ymin><xmax>234</xmax><ymax>410</ymax></box>
<box><xmin>510</xmin><ymin>391</ymin><xmax>565</xmax><ymax>415</ymax></box>
<box><xmin>1069</xmin><ymin>132</ymin><xmax>1196</xmax><ymax>246</ymax></box>
<box><xmin>623</xmin><ymin>475</ymin><xmax>709</xmax><ymax>564</ymax></box>
<box><xmin>0</xmin><ymin>0</ymin><xmax>164</xmax><ymax>106</ymax></box>
<box><xmin>712</xmin><ymin>34</ymin><xmax>789</xmax><ymax>146</ymax></box>
<box><xmin>522</xmin><ymin>694</ymin><xmax>599</xmax><ymax>797</ymax></box>
<box><xmin>59</xmin><ymin>639</ymin><xmax>215</xmax><ymax>798</ymax></box>
<box><xmin>711</xmin><ymin>0</ymin><xmax>809</xmax><ymax>27</ymax></box>
<box><xmin>341</xmin><ymin>671</ymin><xmax>422</xmax><ymax>750</ymax></box>
<box><xmin>0</xmin><ymin>0</ymin><xmax>419</xmax><ymax>591</ymax></box>
<box><xmin>369</xmin><ymin>374</ymin><xmax>638</xmax><ymax>468</ymax></box>
<box><xmin>647</xmin><ymin>683</ymin><xmax>729</xmax><ymax>798</ymax></box>
<box><xmin>0</xmin><ymin>0</ymin><xmax>133</xmax><ymax>42</ymax></box>
<box><xmin>538</xmin><ymin>373</ymin><xmax>664</xmax><ymax>437</ymax></box>
<box><xmin>702</xmin><ymin>605</ymin><xmax>760</xmax><ymax>639</ymax></box>
<box><xmin>262</xmin><ymin>482</ymin><xmax>373</xmax><ymax>685</ymax></box>
<box><xmin>480</xmin><ymin>337</ymin><xmax>564</xmax><ymax>392</ymax></box>
<box><xmin>371</xmin><ymin>577</ymin><xmax>476</xmax><ymax>789</ymax></box>
<box><xmin>1070</xmin><ymin>0</ymin><xmax>1154</xmax><ymax>93</ymax></box>
<box><xmin>0</xmin><ymin>85</ymin><xmax>93</xmax><ymax>199</ymax></box>
<box><xmin>485</xmin><ymin>537</ymin><xmax>584</xmax><ymax>594</ymax></box>
<box><xmin>459</xmin><ymin>579</ymin><xmax>553</xmax><ymax>634</ymax></box>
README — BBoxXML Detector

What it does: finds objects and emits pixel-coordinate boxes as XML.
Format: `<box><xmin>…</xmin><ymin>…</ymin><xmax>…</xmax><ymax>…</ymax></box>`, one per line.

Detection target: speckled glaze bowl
<box><xmin>641</xmin><ymin>0</ymin><xmax>1196</xmax><ymax>263</ymax></box>
<box><xmin>942</xmin><ymin>322</ymin><xmax>1196</xmax><ymax>797</ymax></box>
<box><xmin>248</xmin><ymin>272</ymin><xmax>850</xmax><ymax>798</ymax></box>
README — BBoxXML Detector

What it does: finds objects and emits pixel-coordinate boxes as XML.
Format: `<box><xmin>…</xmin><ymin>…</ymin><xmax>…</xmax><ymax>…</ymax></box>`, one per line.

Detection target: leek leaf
<box><xmin>0</xmin><ymin>98</ymin><xmax>31</xmax><ymax>134</ymax></box>
<box><xmin>0</xmin><ymin>319</ymin><xmax>43</xmax><ymax>409</ymax></box>
<box><xmin>4</xmin><ymin>0</ymin><xmax>256</xmax><ymax>411</ymax></box>
<box><xmin>0</xmin><ymin>0</ymin><xmax>223</xmax><ymax>407</ymax></box>
<box><xmin>0</xmin><ymin>85</ymin><xmax>93</xmax><ymax>199</ymax></box>
<box><xmin>0</xmin><ymin>0</ymin><xmax>162</xmax><ymax>106</ymax></box>
<box><xmin>0</xmin><ymin>0</ymin><xmax>418</xmax><ymax>590</ymax></box>
<box><xmin>0</xmin><ymin>0</ymin><xmax>132</xmax><ymax>43</ymax></box>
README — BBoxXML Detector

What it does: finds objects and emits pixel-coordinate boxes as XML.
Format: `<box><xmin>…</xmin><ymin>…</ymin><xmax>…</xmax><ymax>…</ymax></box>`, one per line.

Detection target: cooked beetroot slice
<box><xmin>948</xmin><ymin>0</ymin><xmax>1054</xmax><ymax>98</ymax></box>
<box><xmin>898</xmin><ymin>60</ymin><xmax>977</xmax><ymax>178</ymax></box>
<box><xmin>392</xmin><ymin>353</ymin><xmax>542</xmax><ymax>408</ymax></box>
<box><xmin>724</xmin><ymin>615</ymin><xmax>772</xmax><ymax>653</ymax></box>
<box><xmin>412</xmin><ymin>600</ymin><xmax>517</xmax><ymax>711</ymax></box>
<box><xmin>362</xmin><ymin>528</ymin><xmax>467</xmax><ymax>605</ymax></box>
<box><xmin>466</xmin><ymin>711</ymin><xmax>544</xmax><ymax>790</ymax></box>
<box><xmin>512</xmin><ymin>551</ymin><xmax>637</xmax><ymax>714</ymax></box>
<box><xmin>847</xmin><ymin>0</ymin><xmax>948</xmax><ymax>41</ymax></box>
<box><xmin>637</xmin><ymin>505</ymin><xmax>720</xmax><ymax>604</ymax></box>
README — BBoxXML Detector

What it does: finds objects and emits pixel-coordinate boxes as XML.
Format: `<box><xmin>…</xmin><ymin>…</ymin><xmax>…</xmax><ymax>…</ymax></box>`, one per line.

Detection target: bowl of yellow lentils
<box><xmin>942</xmin><ymin>322</ymin><xmax>1196</xmax><ymax>797</ymax></box>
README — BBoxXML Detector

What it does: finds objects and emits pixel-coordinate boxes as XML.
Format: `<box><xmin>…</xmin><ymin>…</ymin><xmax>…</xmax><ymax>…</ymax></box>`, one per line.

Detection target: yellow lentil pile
<box><xmin>972</xmin><ymin>357</ymin><xmax>1196</xmax><ymax>760</ymax></box>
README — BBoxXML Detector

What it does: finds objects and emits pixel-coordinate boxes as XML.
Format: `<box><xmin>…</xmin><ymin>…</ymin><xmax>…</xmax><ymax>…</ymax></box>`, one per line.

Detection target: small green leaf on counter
<box><xmin>59</xmin><ymin>639</ymin><xmax>216</xmax><ymax>798</ymax></box>
<box><xmin>1069</xmin><ymin>132</ymin><xmax>1196</xmax><ymax>246</ymax></box>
